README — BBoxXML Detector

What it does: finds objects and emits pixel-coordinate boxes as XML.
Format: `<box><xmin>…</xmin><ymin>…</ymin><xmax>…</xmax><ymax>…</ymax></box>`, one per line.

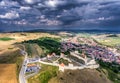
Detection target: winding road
<box><xmin>19</xmin><ymin>46</ymin><xmax>28</xmax><ymax>83</ymax></box>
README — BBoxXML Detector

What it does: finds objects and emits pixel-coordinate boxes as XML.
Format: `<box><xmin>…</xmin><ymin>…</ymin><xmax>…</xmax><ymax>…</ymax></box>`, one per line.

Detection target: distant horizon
<box><xmin>1</xmin><ymin>28</ymin><xmax>120</xmax><ymax>34</ymax></box>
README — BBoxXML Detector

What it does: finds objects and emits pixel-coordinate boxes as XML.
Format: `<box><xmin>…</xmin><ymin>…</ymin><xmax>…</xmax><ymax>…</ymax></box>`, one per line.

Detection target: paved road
<box><xmin>19</xmin><ymin>46</ymin><xmax>28</xmax><ymax>83</ymax></box>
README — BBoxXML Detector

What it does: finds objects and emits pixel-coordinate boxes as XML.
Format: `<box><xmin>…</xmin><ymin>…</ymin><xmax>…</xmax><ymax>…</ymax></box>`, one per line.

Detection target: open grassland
<box><xmin>0</xmin><ymin>33</ymin><xmax>60</xmax><ymax>50</ymax></box>
<box><xmin>96</xmin><ymin>37</ymin><xmax>120</xmax><ymax>46</ymax></box>
<box><xmin>77</xmin><ymin>33</ymin><xmax>93</xmax><ymax>38</ymax></box>
<box><xmin>92</xmin><ymin>34</ymin><xmax>120</xmax><ymax>47</ymax></box>
<box><xmin>28</xmin><ymin>64</ymin><xmax>59</xmax><ymax>83</ymax></box>
<box><xmin>0</xmin><ymin>64</ymin><xmax>18</xmax><ymax>83</ymax></box>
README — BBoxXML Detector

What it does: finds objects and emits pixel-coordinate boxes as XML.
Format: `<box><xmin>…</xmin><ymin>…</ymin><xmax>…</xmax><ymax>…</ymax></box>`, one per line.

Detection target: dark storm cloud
<box><xmin>0</xmin><ymin>0</ymin><xmax>120</xmax><ymax>31</ymax></box>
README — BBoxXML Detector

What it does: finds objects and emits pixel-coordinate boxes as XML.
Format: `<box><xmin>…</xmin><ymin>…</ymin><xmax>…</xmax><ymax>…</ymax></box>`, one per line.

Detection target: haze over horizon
<box><xmin>0</xmin><ymin>0</ymin><xmax>120</xmax><ymax>32</ymax></box>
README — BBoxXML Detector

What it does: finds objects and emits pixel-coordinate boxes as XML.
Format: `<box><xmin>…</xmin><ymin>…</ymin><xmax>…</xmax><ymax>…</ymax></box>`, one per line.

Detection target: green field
<box><xmin>28</xmin><ymin>64</ymin><xmax>59</xmax><ymax>83</ymax></box>
<box><xmin>0</xmin><ymin>37</ymin><xmax>14</xmax><ymax>41</ymax></box>
<box><xmin>77</xmin><ymin>33</ymin><xmax>93</xmax><ymax>38</ymax></box>
<box><xmin>95</xmin><ymin>37</ymin><xmax>120</xmax><ymax>47</ymax></box>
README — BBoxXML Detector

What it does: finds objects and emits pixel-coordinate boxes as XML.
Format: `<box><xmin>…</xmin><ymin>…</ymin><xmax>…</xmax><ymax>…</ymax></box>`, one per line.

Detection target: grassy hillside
<box><xmin>24</xmin><ymin>43</ymin><xmax>43</xmax><ymax>57</ymax></box>
<box><xmin>97</xmin><ymin>60</ymin><xmax>120</xmax><ymax>83</ymax></box>
<box><xmin>0</xmin><ymin>48</ymin><xmax>23</xmax><ymax>63</ymax></box>
<box><xmin>0</xmin><ymin>47</ymin><xmax>24</xmax><ymax>80</ymax></box>
<box><xmin>28</xmin><ymin>64</ymin><xmax>114</xmax><ymax>83</ymax></box>
<box><xmin>23</xmin><ymin>37</ymin><xmax>61</xmax><ymax>56</ymax></box>
<box><xmin>28</xmin><ymin>64</ymin><xmax>59</xmax><ymax>83</ymax></box>
<box><xmin>49</xmin><ymin>69</ymin><xmax>112</xmax><ymax>83</ymax></box>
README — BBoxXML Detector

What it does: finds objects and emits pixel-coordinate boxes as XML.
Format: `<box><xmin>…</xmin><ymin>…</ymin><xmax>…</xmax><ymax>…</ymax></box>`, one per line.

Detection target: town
<box><xmin>19</xmin><ymin>33</ymin><xmax>120</xmax><ymax>83</ymax></box>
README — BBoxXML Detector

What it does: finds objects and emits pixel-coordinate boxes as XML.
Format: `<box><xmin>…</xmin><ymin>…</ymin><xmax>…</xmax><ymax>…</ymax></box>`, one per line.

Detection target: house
<box><xmin>26</xmin><ymin>64</ymin><xmax>40</xmax><ymax>73</ymax></box>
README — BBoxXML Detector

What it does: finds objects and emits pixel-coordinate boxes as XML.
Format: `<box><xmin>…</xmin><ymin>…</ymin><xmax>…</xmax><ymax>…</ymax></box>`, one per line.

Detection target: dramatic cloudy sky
<box><xmin>0</xmin><ymin>0</ymin><xmax>120</xmax><ymax>31</ymax></box>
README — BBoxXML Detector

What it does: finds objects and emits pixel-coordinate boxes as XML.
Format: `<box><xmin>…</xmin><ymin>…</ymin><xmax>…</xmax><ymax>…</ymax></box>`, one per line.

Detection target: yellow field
<box><xmin>0</xmin><ymin>33</ymin><xmax>60</xmax><ymax>51</ymax></box>
<box><xmin>96</xmin><ymin>37</ymin><xmax>120</xmax><ymax>46</ymax></box>
<box><xmin>0</xmin><ymin>64</ymin><xmax>18</xmax><ymax>83</ymax></box>
<box><xmin>0</xmin><ymin>32</ymin><xmax>60</xmax><ymax>83</ymax></box>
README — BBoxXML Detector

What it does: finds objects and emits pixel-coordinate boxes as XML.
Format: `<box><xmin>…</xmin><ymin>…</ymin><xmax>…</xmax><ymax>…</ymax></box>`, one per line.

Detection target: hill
<box><xmin>49</xmin><ymin>69</ymin><xmax>112</xmax><ymax>83</ymax></box>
